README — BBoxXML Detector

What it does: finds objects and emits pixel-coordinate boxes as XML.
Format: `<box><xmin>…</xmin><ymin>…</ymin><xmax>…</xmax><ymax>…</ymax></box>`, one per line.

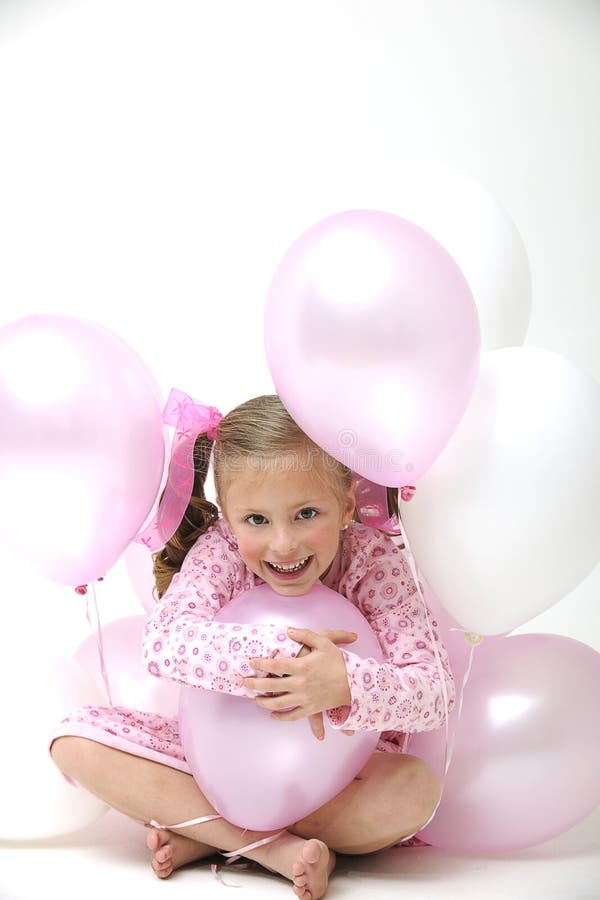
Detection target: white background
<box><xmin>0</xmin><ymin>1</ymin><xmax>599</xmax><ymax>896</ymax></box>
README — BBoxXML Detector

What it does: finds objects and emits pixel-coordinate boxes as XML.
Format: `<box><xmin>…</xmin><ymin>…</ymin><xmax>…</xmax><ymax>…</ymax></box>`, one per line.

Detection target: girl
<box><xmin>50</xmin><ymin>394</ymin><xmax>456</xmax><ymax>900</ymax></box>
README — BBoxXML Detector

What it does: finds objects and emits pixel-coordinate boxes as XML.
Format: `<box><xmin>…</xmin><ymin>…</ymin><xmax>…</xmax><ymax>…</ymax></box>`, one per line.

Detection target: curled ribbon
<box><xmin>134</xmin><ymin>388</ymin><xmax>223</xmax><ymax>551</ymax></box>
<box><xmin>353</xmin><ymin>475</ymin><xmax>416</xmax><ymax>533</ymax></box>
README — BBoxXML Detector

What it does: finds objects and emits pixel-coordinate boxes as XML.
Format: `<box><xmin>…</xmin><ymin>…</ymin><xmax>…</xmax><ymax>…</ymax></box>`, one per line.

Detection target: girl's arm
<box><xmin>324</xmin><ymin>536</ymin><xmax>456</xmax><ymax>735</ymax></box>
<box><xmin>243</xmin><ymin>534</ymin><xmax>456</xmax><ymax>735</ymax></box>
<box><xmin>142</xmin><ymin>531</ymin><xmax>304</xmax><ymax>696</ymax></box>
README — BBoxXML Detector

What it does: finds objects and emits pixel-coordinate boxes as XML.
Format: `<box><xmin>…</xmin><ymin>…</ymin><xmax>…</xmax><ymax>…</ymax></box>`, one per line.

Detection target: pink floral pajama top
<box><xmin>51</xmin><ymin>518</ymin><xmax>456</xmax><ymax>773</ymax></box>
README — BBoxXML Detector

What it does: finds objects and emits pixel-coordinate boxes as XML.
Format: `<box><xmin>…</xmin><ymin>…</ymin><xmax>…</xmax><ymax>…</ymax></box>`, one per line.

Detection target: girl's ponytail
<box><xmin>151</xmin><ymin>432</ymin><xmax>218</xmax><ymax>599</ymax></box>
<box><xmin>383</xmin><ymin>486</ymin><xmax>404</xmax><ymax>548</ymax></box>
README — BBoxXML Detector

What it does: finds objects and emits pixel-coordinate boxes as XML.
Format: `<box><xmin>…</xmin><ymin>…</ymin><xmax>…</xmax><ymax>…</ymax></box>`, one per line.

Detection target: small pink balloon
<box><xmin>264</xmin><ymin>210</ymin><xmax>480</xmax><ymax>486</ymax></box>
<box><xmin>123</xmin><ymin>541</ymin><xmax>157</xmax><ymax>616</ymax></box>
<box><xmin>410</xmin><ymin>633</ymin><xmax>600</xmax><ymax>853</ymax></box>
<box><xmin>0</xmin><ymin>314</ymin><xmax>165</xmax><ymax>585</ymax></box>
<box><xmin>75</xmin><ymin>615</ymin><xmax>180</xmax><ymax>717</ymax></box>
<box><xmin>179</xmin><ymin>582</ymin><xmax>383</xmax><ymax>830</ymax></box>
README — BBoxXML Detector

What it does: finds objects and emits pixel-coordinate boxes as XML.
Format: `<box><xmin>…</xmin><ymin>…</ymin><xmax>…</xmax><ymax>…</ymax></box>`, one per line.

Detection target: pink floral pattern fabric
<box><xmin>51</xmin><ymin>518</ymin><xmax>455</xmax><ymax>767</ymax></box>
<box><xmin>141</xmin><ymin>518</ymin><xmax>456</xmax><ymax>737</ymax></box>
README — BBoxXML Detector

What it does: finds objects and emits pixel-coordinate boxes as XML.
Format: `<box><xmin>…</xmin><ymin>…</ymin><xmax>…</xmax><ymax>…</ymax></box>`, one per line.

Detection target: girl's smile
<box><xmin>265</xmin><ymin>554</ymin><xmax>314</xmax><ymax>580</ymax></box>
<box><xmin>221</xmin><ymin>457</ymin><xmax>355</xmax><ymax>595</ymax></box>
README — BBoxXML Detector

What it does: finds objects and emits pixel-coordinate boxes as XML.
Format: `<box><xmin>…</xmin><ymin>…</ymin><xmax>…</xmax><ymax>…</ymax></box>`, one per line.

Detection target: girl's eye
<box><xmin>297</xmin><ymin>508</ymin><xmax>318</xmax><ymax>520</ymax></box>
<box><xmin>245</xmin><ymin>509</ymin><xmax>318</xmax><ymax>526</ymax></box>
<box><xmin>245</xmin><ymin>514</ymin><xmax>267</xmax><ymax>526</ymax></box>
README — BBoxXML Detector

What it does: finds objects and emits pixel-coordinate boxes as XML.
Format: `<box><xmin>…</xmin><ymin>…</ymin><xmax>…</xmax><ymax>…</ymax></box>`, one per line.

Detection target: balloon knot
<box><xmin>75</xmin><ymin>584</ymin><xmax>88</xmax><ymax>595</ymax></box>
<box><xmin>400</xmin><ymin>485</ymin><xmax>416</xmax><ymax>502</ymax></box>
<box><xmin>464</xmin><ymin>631</ymin><xmax>483</xmax><ymax>646</ymax></box>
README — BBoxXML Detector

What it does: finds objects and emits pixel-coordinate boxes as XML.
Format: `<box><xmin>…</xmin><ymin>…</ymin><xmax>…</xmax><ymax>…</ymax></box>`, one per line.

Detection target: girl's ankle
<box><xmin>254</xmin><ymin>829</ymin><xmax>297</xmax><ymax>875</ymax></box>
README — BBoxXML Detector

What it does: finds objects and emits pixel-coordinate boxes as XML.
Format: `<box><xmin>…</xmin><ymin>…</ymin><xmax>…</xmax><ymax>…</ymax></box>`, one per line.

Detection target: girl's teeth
<box><xmin>269</xmin><ymin>556</ymin><xmax>309</xmax><ymax>573</ymax></box>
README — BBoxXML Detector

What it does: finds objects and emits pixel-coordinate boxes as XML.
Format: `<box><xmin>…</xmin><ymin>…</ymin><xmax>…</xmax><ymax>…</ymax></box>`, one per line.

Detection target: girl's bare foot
<box><xmin>291</xmin><ymin>839</ymin><xmax>336</xmax><ymax>900</ymax></box>
<box><xmin>146</xmin><ymin>826</ymin><xmax>216</xmax><ymax>878</ymax></box>
<box><xmin>262</xmin><ymin>833</ymin><xmax>335</xmax><ymax>900</ymax></box>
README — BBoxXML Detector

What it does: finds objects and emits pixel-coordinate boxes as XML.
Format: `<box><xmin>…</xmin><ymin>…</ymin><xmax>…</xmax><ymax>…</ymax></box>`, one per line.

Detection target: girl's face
<box><xmin>221</xmin><ymin>456</ymin><xmax>355</xmax><ymax>595</ymax></box>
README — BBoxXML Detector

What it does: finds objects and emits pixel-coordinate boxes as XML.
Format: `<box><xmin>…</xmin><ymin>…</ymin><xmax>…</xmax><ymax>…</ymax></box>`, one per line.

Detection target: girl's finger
<box><xmin>255</xmin><ymin>693</ymin><xmax>301</xmax><ymax>712</ymax></box>
<box><xmin>322</xmin><ymin>630</ymin><xmax>358</xmax><ymax>645</ymax></box>
<box><xmin>249</xmin><ymin>657</ymin><xmax>299</xmax><ymax>676</ymax></box>
<box><xmin>244</xmin><ymin>675</ymin><xmax>291</xmax><ymax>692</ymax></box>
<box><xmin>287</xmin><ymin>627</ymin><xmax>357</xmax><ymax>647</ymax></box>
<box><xmin>309</xmin><ymin>713</ymin><xmax>325</xmax><ymax>741</ymax></box>
<box><xmin>268</xmin><ymin>706</ymin><xmax>306</xmax><ymax>722</ymax></box>
<box><xmin>287</xmin><ymin>627</ymin><xmax>322</xmax><ymax>647</ymax></box>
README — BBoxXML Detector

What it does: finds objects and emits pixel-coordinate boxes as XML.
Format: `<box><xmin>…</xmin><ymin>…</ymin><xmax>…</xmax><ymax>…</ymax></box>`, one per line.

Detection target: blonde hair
<box><xmin>152</xmin><ymin>394</ymin><xmax>403</xmax><ymax>599</ymax></box>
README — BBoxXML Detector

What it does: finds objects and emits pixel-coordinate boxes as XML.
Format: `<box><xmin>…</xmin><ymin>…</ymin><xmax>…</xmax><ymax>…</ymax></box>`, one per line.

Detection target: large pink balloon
<box><xmin>264</xmin><ymin>210</ymin><xmax>480</xmax><ymax>486</ymax></box>
<box><xmin>0</xmin><ymin>314</ymin><xmax>165</xmax><ymax>585</ymax></box>
<box><xmin>75</xmin><ymin>615</ymin><xmax>181</xmax><ymax>717</ymax></box>
<box><xmin>179</xmin><ymin>582</ymin><xmax>383</xmax><ymax>830</ymax></box>
<box><xmin>409</xmin><ymin>634</ymin><xmax>600</xmax><ymax>853</ymax></box>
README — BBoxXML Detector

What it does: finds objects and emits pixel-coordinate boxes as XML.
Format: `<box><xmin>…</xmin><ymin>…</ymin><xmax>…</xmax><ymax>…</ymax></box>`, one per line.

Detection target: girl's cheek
<box><xmin>314</xmin><ymin>521</ymin><xmax>335</xmax><ymax>539</ymax></box>
<box><xmin>240</xmin><ymin>537</ymin><xmax>262</xmax><ymax>560</ymax></box>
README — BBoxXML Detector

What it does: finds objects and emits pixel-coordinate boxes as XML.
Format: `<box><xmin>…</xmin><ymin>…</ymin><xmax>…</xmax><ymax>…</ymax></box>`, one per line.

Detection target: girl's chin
<box><xmin>268</xmin><ymin>579</ymin><xmax>318</xmax><ymax>596</ymax></box>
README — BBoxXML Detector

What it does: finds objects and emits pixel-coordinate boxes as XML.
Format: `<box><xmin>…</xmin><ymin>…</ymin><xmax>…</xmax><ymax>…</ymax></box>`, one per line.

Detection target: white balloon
<box><xmin>75</xmin><ymin>614</ymin><xmax>180</xmax><ymax>718</ymax></box>
<box><xmin>394</xmin><ymin>166</ymin><xmax>532</xmax><ymax>350</ymax></box>
<box><xmin>0</xmin><ymin>654</ymin><xmax>107</xmax><ymax>840</ymax></box>
<box><xmin>400</xmin><ymin>347</ymin><xmax>600</xmax><ymax>635</ymax></box>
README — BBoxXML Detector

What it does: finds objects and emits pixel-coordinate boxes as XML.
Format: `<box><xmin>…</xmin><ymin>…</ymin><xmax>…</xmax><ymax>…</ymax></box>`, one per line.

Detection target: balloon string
<box><xmin>150</xmin><ymin>816</ymin><xmax>285</xmax><ymax>864</ymax></box>
<box><xmin>149</xmin><ymin>814</ymin><xmax>222</xmax><ymax>829</ymax></box>
<box><xmin>394</xmin><ymin>518</ymin><xmax>451</xmax><ymax>825</ymax></box>
<box><xmin>148</xmin><ymin>815</ymin><xmax>285</xmax><ymax>885</ymax></box>
<box><xmin>210</xmin><ymin>862</ymin><xmax>249</xmax><ymax>887</ymax></box>
<box><xmin>219</xmin><ymin>830</ymin><xmax>288</xmax><ymax>862</ymax></box>
<box><xmin>85</xmin><ymin>582</ymin><xmax>113</xmax><ymax>706</ymax></box>
<box><xmin>404</xmin><ymin>629</ymin><xmax>480</xmax><ymax>836</ymax></box>
<box><xmin>443</xmin><ymin>634</ymin><xmax>480</xmax><ymax>775</ymax></box>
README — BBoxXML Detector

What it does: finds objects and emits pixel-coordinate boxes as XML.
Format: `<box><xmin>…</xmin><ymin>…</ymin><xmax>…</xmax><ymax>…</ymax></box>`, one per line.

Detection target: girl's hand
<box><xmin>244</xmin><ymin>627</ymin><xmax>356</xmax><ymax>740</ymax></box>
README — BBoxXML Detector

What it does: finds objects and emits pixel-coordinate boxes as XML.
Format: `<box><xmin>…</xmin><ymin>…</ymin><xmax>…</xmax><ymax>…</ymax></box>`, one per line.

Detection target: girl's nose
<box><xmin>269</xmin><ymin>527</ymin><xmax>298</xmax><ymax>557</ymax></box>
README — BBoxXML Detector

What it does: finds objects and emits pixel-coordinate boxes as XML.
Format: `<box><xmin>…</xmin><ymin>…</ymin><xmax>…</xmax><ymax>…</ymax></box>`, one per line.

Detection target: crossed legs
<box><xmin>50</xmin><ymin>736</ymin><xmax>439</xmax><ymax>898</ymax></box>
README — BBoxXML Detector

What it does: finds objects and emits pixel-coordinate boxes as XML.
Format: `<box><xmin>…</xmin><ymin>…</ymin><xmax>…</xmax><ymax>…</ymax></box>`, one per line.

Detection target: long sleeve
<box><xmin>324</xmin><ymin>530</ymin><xmax>456</xmax><ymax>734</ymax></box>
<box><xmin>142</xmin><ymin>522</ymin><xmax>302</xmax><ymax>695</ymax></box>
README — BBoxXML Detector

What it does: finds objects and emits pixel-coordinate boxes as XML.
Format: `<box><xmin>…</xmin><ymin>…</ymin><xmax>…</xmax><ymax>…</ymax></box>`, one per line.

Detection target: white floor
<box><xmin>1</xmin><ymin>804</ymin><xmax>598</xmax><ymax>900</ymax></box>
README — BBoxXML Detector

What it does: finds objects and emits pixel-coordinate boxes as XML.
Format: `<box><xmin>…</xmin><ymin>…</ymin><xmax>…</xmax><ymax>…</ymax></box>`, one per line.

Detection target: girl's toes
<box><xmin>155</xmin><ymin>847</ymin><xmax>171</xmax><ymax>865</ymax></box>
<box><xmin>152</xmin><ymin>846</ymin><xmax>173</xmax><ymax>877</ymax></box>
<box><xmin>152</xmin><ymin>859</ymin><xmax>170</xmax><ymax>878</ymax></box>
<box><xmin>302</xmin><ymin>838</ymin><xmax>322</xmax><ymax>865</ymax></box>
<box><xmin>146</xmin><ymin>826</ymin><xmax>171</xmax><ymax>853</ymax></box>
<box><xmin>146</xmin><ymin>829</ymin><xmax>160</xmax><ymax>851</ymax></box>
<box><xmin>154</xmin><ymin>860</ymin><xmax>173</xmax><ymax>878</ymax></box>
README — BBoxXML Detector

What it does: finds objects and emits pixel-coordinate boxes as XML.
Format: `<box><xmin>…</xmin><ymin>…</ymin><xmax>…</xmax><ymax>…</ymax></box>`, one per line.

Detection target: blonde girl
<box><xmin>51</xmin><ymin>394</ymin><xmax>455</xmax><ymax>900</ymax></box>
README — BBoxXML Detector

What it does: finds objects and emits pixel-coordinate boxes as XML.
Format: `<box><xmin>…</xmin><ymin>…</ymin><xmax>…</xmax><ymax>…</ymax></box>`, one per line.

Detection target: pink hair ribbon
<box><xmin>133</xmin><ymin>387</ymin><xmax>222</xmax><ymax>551</ymax></box>
<box><xmin>353</xmin><ymin>474</ymin><xmax>415</xmax><ymax>533</ymax></box>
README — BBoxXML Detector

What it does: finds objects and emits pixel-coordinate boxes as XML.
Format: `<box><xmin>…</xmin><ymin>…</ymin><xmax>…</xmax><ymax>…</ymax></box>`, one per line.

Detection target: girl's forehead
<box><xmin>224</xmin><ymin>455</ymin><xmax>337</xmax><ymax>499</ymax></box>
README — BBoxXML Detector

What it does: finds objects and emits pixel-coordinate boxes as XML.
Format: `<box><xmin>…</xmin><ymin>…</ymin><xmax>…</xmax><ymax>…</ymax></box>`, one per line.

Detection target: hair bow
<box><xmin>353</xmin><ymin>475</ymin><xmax>415</xmax><ymax>533</ymax></box>
<box><xmin>134</xmin><ymin>388</ymin><xmax>223</xmax><ymax>550</ymax></box>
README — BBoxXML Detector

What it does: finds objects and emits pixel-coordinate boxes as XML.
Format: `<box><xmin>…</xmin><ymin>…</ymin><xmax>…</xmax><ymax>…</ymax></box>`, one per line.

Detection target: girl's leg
<box><xmin>50</xmin><ymin>736</ymin><xmax>334</xmax><ymax>900</ymax></box>
<box><xmin>290</xmin><ymin>751</ymin><xmax>440</xmax><ymax>854</ymax></box>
